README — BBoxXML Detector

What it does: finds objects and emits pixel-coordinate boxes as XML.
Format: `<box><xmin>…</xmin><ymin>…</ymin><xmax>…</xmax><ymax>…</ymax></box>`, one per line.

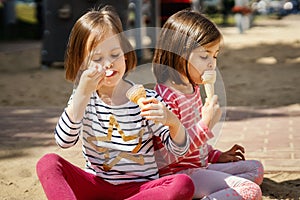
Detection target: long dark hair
<box><xmin>152</xmin><ymin>9</ymin><xmax>222</xmax><ymax>86</ymax></box>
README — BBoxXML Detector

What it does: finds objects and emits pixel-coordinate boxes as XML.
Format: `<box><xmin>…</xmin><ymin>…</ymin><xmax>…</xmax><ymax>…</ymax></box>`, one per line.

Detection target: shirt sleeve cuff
<box><xmin>169</xmin><ymin>132</ymin><xmax>190</xmax><ymax>156</ymax></box>
<box><xmin>209</xmin><ymin>150</ymin><xmax>222</xmax><ymax>163</ymax></box>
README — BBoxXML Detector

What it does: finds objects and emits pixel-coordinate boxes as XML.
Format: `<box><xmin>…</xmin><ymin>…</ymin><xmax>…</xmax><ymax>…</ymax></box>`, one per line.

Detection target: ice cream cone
<box><xmin>202</xmin><ymin>71</ymin><xmax>216</xmax><ymax>101</ymax></box>
<box><xmin>126</xmin><ymin>84</ymin><xmax>147</xmax><ymax>107</ymax></box>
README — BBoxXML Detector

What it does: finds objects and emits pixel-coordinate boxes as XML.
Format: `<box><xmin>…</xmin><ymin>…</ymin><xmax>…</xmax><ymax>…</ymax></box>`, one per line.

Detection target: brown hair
<box><xmin>64</xmin><ymin>5</ymin><xmax>136</xmax><ymax>82</ymax></box>
<box><xmin>152</xmin><ymin>9</ymin><xmax>222</xmax><ymax>86</ymax></box>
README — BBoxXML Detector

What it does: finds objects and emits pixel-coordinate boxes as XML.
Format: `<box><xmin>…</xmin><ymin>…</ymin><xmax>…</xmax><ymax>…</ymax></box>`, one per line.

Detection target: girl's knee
<box><xmin>242</xmin><ymin>181</ymin><xmax>262</xmax><ymax>200</ymax></box>
<box><xmin>36</xmin><ymin>153</ymin><xmax>62</xmax><ymax>176</ymax></box>
<box><xmin>173</xmin><ymin>174</ymin><xmax>195</xmax><ymax>199</ymax></box>
<box><xmin>250</xmin><ymin>160</ymin><xmax>264</xmax><ymax>185</ymax></box>
<box><xmin>250</xmin><ymin>183</ymin><xmax>262</xmax><ymax>200</ymax></box>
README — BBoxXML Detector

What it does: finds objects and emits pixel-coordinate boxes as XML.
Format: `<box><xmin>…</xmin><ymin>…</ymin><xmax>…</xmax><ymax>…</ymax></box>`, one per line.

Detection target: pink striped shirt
<box><xmin>154</xmin><ymin>84</ymin><xmax>221</xmax><ymax>176</ymax></box>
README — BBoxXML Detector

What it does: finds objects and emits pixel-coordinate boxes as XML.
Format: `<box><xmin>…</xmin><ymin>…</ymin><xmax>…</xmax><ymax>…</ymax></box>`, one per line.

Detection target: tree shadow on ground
<box><xmin>0</xmin><ymin>107</ymin><xmax>61</xmax><ymax>159</ymax></box>
<box><xmin>223</xmin><ymin>105</ymin><xmax>300</xmax><ymax>121</ymax></box>
<box><xmin>262</xmin><ymin>177</ymin><xmax>300</xmax><ymax>199</ymax></box>
<box><xmin>219</xmin><ymin>43</ymin><xmax>300</xmax><ymax>108</ymax></box>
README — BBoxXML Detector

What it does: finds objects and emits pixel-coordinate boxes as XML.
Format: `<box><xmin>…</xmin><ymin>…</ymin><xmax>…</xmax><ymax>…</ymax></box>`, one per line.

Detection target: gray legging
<box><xmin>177</xmin><ymin>160</ymin><xmax>264</xmax><ymax>200</ymax></box>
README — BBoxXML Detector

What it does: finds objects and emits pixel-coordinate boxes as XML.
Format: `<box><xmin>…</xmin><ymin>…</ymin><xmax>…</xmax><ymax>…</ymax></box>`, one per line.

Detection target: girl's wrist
<box><xmin>76</xmin><ymin>82</ymin><xmax>93</xmax><ymax>97</ymax></box>
<box><xmin>165</xmin><ymin>110</ymin><xmax>179</xmax><ymax>127</ymax></box>
<box><xmin>169</xmin><ymin>122</ymin><xmax>186</xmax><ymax>146</ymax></box>
<box><xmin>200</xmin><ymin>118</ymin><xmax>210</xmax><ymax>128</ymax></box>
<box><xmin>70</xmin><ymin>87</ymin><xmax>92</xmax><ymax>122</ymax></box>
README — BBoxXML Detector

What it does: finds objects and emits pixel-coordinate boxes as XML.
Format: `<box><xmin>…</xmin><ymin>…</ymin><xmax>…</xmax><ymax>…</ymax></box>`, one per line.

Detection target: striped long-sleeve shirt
<box><xmin>154</xmin><ymin>84</ymin><xmax>222</xmax><ymax>176</ymax></box>
<box><xmin>54</xmin><ymin>87</ymin><xmax>189</xmax><ymax>185</ymax></box>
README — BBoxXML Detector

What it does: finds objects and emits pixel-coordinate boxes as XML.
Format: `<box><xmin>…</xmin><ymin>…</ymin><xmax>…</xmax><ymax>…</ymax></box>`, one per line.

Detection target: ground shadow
<box><xmin>0</xmin><ymin>107</ymin><xmax>61</xmax><ymax>159</ymax></box>
<box><xmin>218</xmin><ymin>43</ymin><xmax>300</xmax><ymax>108</ymax></box>
<box><xmin>262</xmin><ymin>177</ymin><xmax>300</xmax><ymax>199</ymax></box>
<box><xmin>225</xmin><ymin>109</ymin><xmax>287</xmax><ymax>121</ymax></box>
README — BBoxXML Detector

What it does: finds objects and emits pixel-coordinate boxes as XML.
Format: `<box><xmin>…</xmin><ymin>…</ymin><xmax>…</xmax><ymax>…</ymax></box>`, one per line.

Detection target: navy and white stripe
<box><xmin>54</xmin><ymin>88</ymin><xmax>189</xmax><ymax>185</ymax></box>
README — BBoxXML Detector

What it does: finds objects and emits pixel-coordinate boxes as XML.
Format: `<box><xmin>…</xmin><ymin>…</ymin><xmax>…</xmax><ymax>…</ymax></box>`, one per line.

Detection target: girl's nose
<box><xmin>103</xmin><ymin>60</ymin><xmax>113</xmax><ymax>69</ymax></box>
<box><xmin>106</xmin><ymin>63</ymin><xmax>113</xmax><ymax>69</ymax></box>
<box><xmin>208</xmin><ymin>59</ymin><xmax>217</xmax><ymax>70</ymax></box>
<box><xmin>213</xmin><ymin>59</ymin><xmax>217</xmax><ymax>70</ymax></box>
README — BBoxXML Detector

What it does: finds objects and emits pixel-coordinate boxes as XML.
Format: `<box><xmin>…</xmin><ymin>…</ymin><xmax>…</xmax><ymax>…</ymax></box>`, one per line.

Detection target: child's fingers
<box><xmin>140</xmin><ymin>98</ymin><xmax>160</xmax><ymax>111</ymax></box>
<box><xmin>211</xmin><ymin>95</ymin><xmax>218</xmax><ymax>105</ymax></box>
<box><xmin>95</xmin><ymin>64</ymin><xmax>104</xmax><ymax>72</ymax></box>
<box><xmin>231</xmin><ymin>144</ymin><xmax>245</xmax><ymax>153</ymax></box>
<box><xmin>204</xmin><ymin>98</ymin><xmax>209</xmax><ymax>105</ymax></box>
<box><xmin>140</xmin><ymin>97</ymin><xmax>158</xmax><ymax>105</ymax></box>
<box><xmin>206</xmin><ymin>95</ymin><xmax>218</xmax><ymax>104</ymax></box>
<box><xmin>86</xmin><ymin>66</ymin><xmax>98</xmax><ymax>77</ymax></box>
<box><xmin>138</xmin><ymin>98</ymin><xmax>168</xmax><ymax>124</ymax></box>
<box><xmin>140</xmin><ymin>108</ymin><xmax>164</xmax><ymax>117</ymax></box>
<box><xmin>235</xmin><ymin>151</ymin><xmax>245</xmax><ymax>160</ymax></box>
<box><xmin>86</xmin><ymin>66</ymin><xmax>105</xmax><ymax>80</ymax></box>
<box><xmin>142</xmin><ymin>115</ymin><xmax>164</xmax><ymax>122</ymax></box>
<box><xmin>140</xmin><ymin>103</ymin><xmax>167</xmax><ymax>123</ymax></box>
<box><xmin>96</xmin><ymin>69</ymin><xmax>106</xmax><ymax>80</ymax></box>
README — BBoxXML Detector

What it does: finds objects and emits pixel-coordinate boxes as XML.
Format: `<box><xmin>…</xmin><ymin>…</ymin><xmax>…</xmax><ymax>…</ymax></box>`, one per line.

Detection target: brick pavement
<box><xmin>1</xmin><ymin>104</ymin><xmax>300</xmax><ymax>172</ymax></box>
<box><xmin>215</xmin><ymin>104</ymin><xmax>300</xmax><ymax>172</ymax></box>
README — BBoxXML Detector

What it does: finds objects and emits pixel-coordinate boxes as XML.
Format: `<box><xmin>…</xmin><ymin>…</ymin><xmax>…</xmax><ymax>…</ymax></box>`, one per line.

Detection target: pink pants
<box><xmin>36</xmin><ymin>153</ymin><xmax>194</xmax><ymax>200</ymax></box>
<box><xmin>178</xmin><ymin>160</ymin><xmax>264</xmax><ymax>200</ymax></box>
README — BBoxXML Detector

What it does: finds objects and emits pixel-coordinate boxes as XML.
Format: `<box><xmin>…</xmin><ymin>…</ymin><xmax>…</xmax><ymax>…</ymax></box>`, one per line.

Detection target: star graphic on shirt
<box><xmin>87</xmin><ymin>114</ymin><xmax>145</xmax><ymax>171</ymax></box>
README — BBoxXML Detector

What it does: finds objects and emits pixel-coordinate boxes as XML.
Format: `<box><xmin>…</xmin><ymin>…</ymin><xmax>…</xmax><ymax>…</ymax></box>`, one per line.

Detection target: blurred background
<box><xmin>0</xmin><ymin>0</ymin><xmax>299</xmax><ymax>67</ymax></box>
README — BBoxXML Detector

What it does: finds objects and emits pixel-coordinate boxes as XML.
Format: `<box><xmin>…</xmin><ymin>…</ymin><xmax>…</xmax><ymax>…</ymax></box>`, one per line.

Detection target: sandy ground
<box><xmin>0</xmin><ymin>14</ymin><xmax>300</xmax><ymax>199</ymax></box>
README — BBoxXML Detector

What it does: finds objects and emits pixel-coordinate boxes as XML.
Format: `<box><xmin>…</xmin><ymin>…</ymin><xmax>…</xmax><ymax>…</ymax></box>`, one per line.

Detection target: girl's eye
<box><xmin>200</xmin><ymin>55</ymin><xmax>208</xmax><ymax>59</ymax></box>
<box><xmin>93</xmin><ymin>57</ymin><xmax>103</xmax><ymax>62</ymax></box>
<box><xmin>111</xmin><ymin>53</ymin><xmax>120</xmax><ymax>58</ymax></box>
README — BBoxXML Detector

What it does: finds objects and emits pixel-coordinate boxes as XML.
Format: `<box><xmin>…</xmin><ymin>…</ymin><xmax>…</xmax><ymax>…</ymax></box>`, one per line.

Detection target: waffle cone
<box><xmin>126</xmin><ymin>84</ymin><xmax>146</xmax><ymax>105</ymax></box>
